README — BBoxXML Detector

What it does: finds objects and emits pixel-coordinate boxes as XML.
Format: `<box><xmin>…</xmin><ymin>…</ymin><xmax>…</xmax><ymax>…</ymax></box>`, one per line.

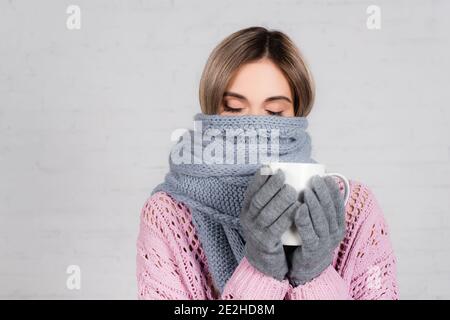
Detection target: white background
<box><xmin>1</xmin><ymin>0</ymin><xmax>449</xmax><ymax>299</ymax></box>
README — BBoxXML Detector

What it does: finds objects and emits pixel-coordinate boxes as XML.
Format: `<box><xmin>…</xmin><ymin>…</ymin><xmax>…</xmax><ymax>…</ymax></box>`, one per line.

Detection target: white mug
<box><xmin>263</xmin><ymin>162</ymin><xmax>350</xmax><ymax>246</ymax></box>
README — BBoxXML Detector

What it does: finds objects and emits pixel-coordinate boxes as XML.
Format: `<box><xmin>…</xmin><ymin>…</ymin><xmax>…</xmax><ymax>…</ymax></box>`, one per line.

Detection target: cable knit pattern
<box><xmin>136</xmin><ymin>179</ymin><xmax>399</xmax><ymax>300</ymax></box>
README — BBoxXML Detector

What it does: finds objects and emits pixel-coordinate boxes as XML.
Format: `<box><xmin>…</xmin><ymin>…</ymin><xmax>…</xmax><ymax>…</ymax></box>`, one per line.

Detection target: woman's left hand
<box><xmin>287</xmin><ymin>175</ymin><xmax>346</xmax><ymax>287</ymax></box>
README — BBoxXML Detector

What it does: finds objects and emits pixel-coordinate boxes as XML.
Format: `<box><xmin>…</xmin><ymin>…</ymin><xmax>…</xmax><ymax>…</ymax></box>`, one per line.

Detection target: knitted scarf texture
<box><xmin>151</xmin><ymin>112</ymin><xmax>316</xmax><ymax>293</ymax></box>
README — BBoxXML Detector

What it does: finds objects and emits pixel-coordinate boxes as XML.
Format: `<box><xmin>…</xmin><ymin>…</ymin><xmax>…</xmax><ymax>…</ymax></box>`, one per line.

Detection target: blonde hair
<box><xmin>199</xmin><ymin>26</ymin><xmax>315</xmax><ymax>117</ymax></box>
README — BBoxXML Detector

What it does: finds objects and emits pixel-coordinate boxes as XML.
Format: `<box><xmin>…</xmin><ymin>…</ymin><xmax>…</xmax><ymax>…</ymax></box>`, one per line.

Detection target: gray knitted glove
<box><xmin>240</xmin><ymin>167</ymin><xmax>301</xmax><ymax>281</ymax></box>
<box><xmin>287</xmin><ymin>175</ymin><xmax>346</xmax><ymax>286</ymax></box>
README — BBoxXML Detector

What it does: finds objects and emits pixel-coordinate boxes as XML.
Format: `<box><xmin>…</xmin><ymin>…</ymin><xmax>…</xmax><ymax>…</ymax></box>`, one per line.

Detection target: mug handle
<box><xmin>323</xmin><ymin>173</ymin><xmax>350</xmax><ymax>205</ymax></box>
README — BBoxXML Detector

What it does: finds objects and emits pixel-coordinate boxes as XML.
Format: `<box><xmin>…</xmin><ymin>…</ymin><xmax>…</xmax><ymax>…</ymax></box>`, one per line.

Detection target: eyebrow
<box><xmin>223</xmin><ymin>91</ymin><xmax>292</xmax><ymax>104</ymax></box>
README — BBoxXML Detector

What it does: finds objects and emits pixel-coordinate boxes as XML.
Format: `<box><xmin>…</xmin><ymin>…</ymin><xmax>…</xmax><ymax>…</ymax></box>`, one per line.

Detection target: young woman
<box><xmin>136</xmin><ymin>26</ymin><xmax>398</xmax><ymax>300</ymax></box>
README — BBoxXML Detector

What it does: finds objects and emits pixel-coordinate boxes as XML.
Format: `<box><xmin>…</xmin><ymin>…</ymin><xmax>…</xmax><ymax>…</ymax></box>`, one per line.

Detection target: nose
<box><xmin>246</xmin><ymin>105</ymin><xmax>267</xmax><ymax>116</ymax></box>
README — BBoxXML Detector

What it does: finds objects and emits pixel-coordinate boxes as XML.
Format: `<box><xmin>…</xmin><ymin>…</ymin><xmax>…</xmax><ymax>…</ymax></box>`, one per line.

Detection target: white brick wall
<box><xmin>0</xmin><ymin>0</ymin><xmax>449</xmax><ymax>299</ymax></box>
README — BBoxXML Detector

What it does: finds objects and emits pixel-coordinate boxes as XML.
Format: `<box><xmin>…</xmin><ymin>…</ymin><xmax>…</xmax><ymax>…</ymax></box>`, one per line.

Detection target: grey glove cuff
<box><xmin>244</xmin><ymin>240</ymin><xmax>288</xmax><ymax>281</ymax></box>
<box><xmin>288</xmin><ymin>251</ymin><xmax>333</xmax><ymax>286</ymax></box>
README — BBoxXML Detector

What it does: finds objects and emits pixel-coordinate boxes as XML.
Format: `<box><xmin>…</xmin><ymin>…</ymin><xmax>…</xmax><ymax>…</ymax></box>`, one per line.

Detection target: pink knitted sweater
<box><xmin>136</xmin><ymin>179</ymin><xmax>399</xmax><ymax>300</ymax></box>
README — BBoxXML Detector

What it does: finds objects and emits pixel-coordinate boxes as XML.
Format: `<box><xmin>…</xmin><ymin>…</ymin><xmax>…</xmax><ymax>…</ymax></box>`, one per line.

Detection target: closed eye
<box><xmin>223</xmin><ymin>104</ymin><xmax>241</xmax><ymax>113</ymax></box>
<box><xmin>267</xmin><ymin>110</ymin><xmax>282</xmax><ymax>116</ymax></box>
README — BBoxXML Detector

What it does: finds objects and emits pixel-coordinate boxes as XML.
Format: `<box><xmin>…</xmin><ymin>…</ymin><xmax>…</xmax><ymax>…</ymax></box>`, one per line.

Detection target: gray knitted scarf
<box><xmin>151</xmin><ymin>113</ymin><xmax>316</xmax><ymax>294</ymax></box>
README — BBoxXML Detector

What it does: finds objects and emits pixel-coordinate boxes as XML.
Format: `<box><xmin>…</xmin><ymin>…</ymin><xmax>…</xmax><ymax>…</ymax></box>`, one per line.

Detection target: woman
<box><xmin>136</xmin><ymin>26</ymin><xmax>398</xmax><ymax>300</ymax></box>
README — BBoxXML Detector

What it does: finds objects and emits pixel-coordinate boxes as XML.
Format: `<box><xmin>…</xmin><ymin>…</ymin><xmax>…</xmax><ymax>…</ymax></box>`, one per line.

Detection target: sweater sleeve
<box><xmin>286</xmin><ymin>183</ymin><xmax>399</xmax><ymax>300</ymax></box>
<box><xmin>136</xmin><ymin>192</ymin><xmax>290</xmax><ymax>300</ymax></box>
<box><xmin>286</xmin><ymin>265</ymin><xmax>350</xmax><ymax>300</ymax></box>
<box><xmin>344</xmin><ymin>186</ymin><xmax>399</xmax><ymax>299</ymax></box>
<box><xmin>221</xmin><ymin>257</ymin><xmax>290</xmax><ymax>300</ymax></box>
<box><xmin>136</xmin><ymin>192</ymin><xmax>214</xmax><ymax>299</ymax></box>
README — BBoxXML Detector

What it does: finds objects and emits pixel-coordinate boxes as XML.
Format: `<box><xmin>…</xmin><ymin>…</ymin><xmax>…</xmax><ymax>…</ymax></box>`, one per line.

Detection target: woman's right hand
<box><xmin>240</xmin><ymin>167</ymin><xmax>301</xmax><ymax>281</ymax></box>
